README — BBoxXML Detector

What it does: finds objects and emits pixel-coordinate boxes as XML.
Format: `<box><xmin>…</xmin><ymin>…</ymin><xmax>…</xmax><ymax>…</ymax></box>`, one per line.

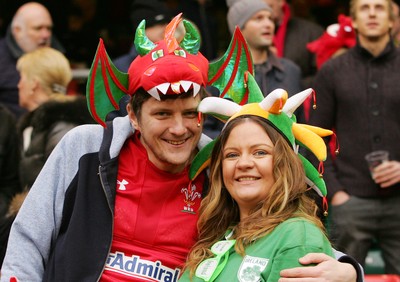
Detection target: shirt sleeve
<box><xmin>266</xmin><ymin>245</ymin><xmax>332</xmax><ymax>281</ymax></box>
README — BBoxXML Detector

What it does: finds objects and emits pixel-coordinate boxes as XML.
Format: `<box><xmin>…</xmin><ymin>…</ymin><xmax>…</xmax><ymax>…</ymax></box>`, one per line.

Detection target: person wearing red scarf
<box><xmin>265</xmin><ymin>0</ymin><xmax>324</xmax><ymax>88</ymax></box>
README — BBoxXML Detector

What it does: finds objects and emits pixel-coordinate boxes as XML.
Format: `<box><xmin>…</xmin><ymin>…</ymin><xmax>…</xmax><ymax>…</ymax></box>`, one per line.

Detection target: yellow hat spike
<box><xmin>292</xmin><ymin>123</ymin><xmax>333</xmax><ymax>161</ymax></box>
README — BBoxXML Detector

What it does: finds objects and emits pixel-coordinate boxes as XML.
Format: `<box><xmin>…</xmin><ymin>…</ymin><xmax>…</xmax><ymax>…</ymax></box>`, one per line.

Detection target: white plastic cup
<box><xmin>365</xmin><ymin>150</ymin><xmax>389</xmax><ymax>174</ymax></box>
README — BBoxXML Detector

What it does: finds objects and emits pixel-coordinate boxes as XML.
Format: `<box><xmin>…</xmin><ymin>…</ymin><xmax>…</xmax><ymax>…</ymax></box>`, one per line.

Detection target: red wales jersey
<box><xmin>100</xmin><ymin>132</ymin><xmax>205</xmax><ymax>282</ymax></box>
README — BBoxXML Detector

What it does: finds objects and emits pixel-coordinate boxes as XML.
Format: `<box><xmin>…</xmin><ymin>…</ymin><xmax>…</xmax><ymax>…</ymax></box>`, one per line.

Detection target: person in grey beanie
<box><xmin>226</xmin><ymin>0</ymin><xmax>302</xmax><ymax>101</ymax></box>
<box><xmin>203</xmin><ymin>0</ymin><xmax>304</xmax><ymax>139</ymax></box>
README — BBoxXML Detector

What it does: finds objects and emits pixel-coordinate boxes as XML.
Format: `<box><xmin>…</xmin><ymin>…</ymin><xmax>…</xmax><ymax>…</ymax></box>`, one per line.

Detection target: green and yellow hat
<box><xmin>190</xmin><ymin>73</ymin><xmax>333</xmax><ymax>214</ymax></box>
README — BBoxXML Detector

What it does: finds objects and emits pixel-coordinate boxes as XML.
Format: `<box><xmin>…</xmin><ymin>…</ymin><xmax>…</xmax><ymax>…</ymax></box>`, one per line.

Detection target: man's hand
<box><xmin>278</xmin><ymin>253</ymin><xmax>357</xmax><ymax>282</ymax></box>
<box><xmin>373</xmin><ymin>160</ymin><xmax>400</xmax><ymax>188</ymax></box>
<box><xmin>330</xmin><ymin>190</ymin><xmax>350</xmax><ymax>206</ymax></box>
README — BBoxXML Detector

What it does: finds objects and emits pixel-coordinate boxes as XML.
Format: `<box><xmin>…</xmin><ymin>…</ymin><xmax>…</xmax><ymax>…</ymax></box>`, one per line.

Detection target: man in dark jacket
<box><xmin>204</xmin><ymin>0</ymin><xmax>303</xmax><ymax>139</ymax></box>
<box><xmin>309</xmin><ymin>0</ymin><xmax>400</xmax><ymax>273</ymax></box>
<box><xmin>0</xmin><ymin>103</ymin><xmax>20</xmax><ymax>217</ymax></box>
<box><xmin>0</xmin><ymin>2</ymin><xmax>64</xmax><ymax>119</ymax></box>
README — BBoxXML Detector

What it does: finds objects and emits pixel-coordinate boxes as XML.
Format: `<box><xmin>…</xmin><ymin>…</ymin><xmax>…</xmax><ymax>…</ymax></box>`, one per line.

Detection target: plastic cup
<box><xmin>365</xmin><ymin>150</ymin><xmax>389</xmax><ymax>174</ymax></box>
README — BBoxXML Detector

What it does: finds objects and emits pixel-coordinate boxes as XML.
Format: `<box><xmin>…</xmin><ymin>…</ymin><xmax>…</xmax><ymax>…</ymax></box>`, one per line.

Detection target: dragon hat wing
<box><xmin>208</xmin><ymin>27</ymin><xmax>255</xmax><ymax>105</ymax></box>
<box><xmin>86</xmin><ymin>39</ymin><xmax>129</xmax><ymax>127</ymax></box>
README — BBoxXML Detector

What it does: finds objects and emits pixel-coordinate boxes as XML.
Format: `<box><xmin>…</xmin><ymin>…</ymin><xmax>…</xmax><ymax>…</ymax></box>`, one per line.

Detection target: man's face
<box><xmin>352</xmin><ymin>0</ymin><xmax>393</xmax><ymax>41</ymax></box>
<box><xmin>128</xmin><ymin>95</ymin><xmax>202</xmax><ymax>174</ymax></box>
<box><xmin>14</xmin><ymin>9</ymin><xmax>53</xmax><ymax>53</ymax></box>
<box><xmin>392</xmin><ymin>1</ymin><xmax>400</xmax><ymax>37</ymax></box>
<box><xmin>145</xmin><ymin>23</ymin><xmax>168</xmax><ymax>43</ymax></box>
<box><xmin>242</xmin><ymin>10</ymin><xmax>275</xmax><ymax>50</ymax></box>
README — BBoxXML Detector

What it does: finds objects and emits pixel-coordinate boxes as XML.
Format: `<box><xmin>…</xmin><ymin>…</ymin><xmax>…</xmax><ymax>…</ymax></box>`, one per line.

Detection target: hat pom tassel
<box><xmin>322</xmin><ymin>196</ymin><xmax>329</xmax><ymax>217</ymax></box>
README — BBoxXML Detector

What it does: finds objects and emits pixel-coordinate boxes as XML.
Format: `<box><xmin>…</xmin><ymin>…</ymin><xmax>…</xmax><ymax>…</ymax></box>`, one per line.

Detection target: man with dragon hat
<box><xmin>1</xmin><ymin>13</ymin><xmax>362</xmax><ymax>282</ymax></box>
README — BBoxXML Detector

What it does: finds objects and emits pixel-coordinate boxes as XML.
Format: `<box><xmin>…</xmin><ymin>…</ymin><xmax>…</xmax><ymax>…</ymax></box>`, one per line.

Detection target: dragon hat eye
<box><xmin>151</xmin><ymin>50</ymin><xmax>165</xmax><ymax>61</ymax></box>
<box><xmin>174</xmin><ymin>49</ymin><xmax>186</xmax><ymax>58</ymax></box>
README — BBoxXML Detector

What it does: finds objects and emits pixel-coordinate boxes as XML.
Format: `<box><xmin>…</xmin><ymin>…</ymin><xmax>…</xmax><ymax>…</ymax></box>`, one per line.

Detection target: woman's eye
<box><xmin>225</xmin><ymin>152</ymin><xmax>239</xmax><ymax>159</ymax></box>
<box><xmin>254</xmin><ymin>150</ymin><xmax>268</xmax><ymax>156</ymax></box>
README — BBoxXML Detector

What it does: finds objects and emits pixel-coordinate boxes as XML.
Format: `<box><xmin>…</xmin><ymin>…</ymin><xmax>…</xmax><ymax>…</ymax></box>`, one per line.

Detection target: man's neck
<box><xmin>359</xmin><ymin>34</ymin><xmax>391</xmax><ymax>57</ymax></box>
<box><xmin>251</xmin><ymin>47</ymin><xmax>269</xmax><ymax>65</ymax></box>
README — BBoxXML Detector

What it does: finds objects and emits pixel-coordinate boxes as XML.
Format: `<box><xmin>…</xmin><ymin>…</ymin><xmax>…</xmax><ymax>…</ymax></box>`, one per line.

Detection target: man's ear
<box><xmin>127</xmin><ymin>103</ymin><xmax>140</xmax><ymax>130</ymax></box>
<box><xmin>12</xmin><ymin>25</ymin><xmax>21</xmax><ymax>37</ymax></box>
<box><xmin>351</xmin><ymin>18</ymin><xmax>358</xmax><ymax>30</ymax></box>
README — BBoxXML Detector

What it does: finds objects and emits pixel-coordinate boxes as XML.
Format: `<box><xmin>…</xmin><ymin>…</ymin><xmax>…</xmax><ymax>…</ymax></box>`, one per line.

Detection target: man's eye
<box><xmin>174</xmin><ymin>50</ymin><xmax>186</xmax><ymax>58</ymax></box>
<box><xmin>152</xmin><ymin>50</ymin><xmax>164</xmax><ymax>61</ymax></box>
<box><xmin>155</xmin><ymin>112</ymin><xmax>169</xmax><ymax>117</ymax></box>
<box><xmin>184</xmin><ymin>111</ymin><xmax>197</xmax><ymax>118</ymax></box>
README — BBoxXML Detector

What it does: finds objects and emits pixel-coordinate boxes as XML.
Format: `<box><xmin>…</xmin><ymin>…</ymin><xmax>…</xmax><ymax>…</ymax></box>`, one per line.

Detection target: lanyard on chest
<box><xmin>195</xmin><ymin>230</ymin><xmax>236</xmax><ymax>281</ymax></box>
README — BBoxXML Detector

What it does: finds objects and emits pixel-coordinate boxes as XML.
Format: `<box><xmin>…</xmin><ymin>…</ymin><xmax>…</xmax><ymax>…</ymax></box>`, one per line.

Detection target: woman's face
<box><xmin>222</xmin><ymin>120</ymin><xmax>275</xmax><ymax>219</ymax></box>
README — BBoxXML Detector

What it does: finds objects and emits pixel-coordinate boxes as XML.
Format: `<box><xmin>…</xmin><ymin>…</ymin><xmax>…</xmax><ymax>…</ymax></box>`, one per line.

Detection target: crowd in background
<box><xmin>0</xmin><ymin>0</ymin><xmax>356</xmax><ymax>68</ymax></box>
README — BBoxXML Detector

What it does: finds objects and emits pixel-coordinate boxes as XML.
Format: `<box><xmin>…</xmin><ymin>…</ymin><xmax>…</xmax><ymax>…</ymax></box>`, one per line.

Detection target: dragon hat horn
<box><xmin>128</xmin><ymin>13</ymin><xmax>209</xmax><ymax>99</ymax></box>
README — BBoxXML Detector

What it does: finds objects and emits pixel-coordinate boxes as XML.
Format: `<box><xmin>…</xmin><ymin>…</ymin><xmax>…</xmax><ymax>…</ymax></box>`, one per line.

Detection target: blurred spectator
<box><xmin>113</xmin><ymin>0</ymin><xmax>172</xmax><ymax>72</ymax></box>
<box><xmin>308</xmin><ymin>0</ymin><xmax>400</xmax><ymax>273</ymax></box>
<box><xmin>0</xmin><ymin>46</ymin><xmax>95</xmax><ymax>266</ymax></box>
<box><xmin>0</xmin><ymin>2</ymin><xmax>65</xmax><ymax>119</ymax></box>
<box><xmin>62</xmin><ymin>0</ymin><xmax>102</xmax><ymax>68</ymax></box>
<box><xmin>16</xmin><ymin>47</ymin><xmax>95</xmax><ymax>190</ymax></box>
<box><xmin>263</xmin><ymin>0</ymin><xmax>324</xmax><ymax>88</ymax></box>
<box><xmin>204</xmin><ymin>0</ymin><xmax>303</xmax><ymax>139</ymax></box>
<box><xmin>305</xmin><ymin>14</ymin><xmax>356</xmax><ymax>121</ymax></box>
<box><xmin>392</xmin><ymin>0</ymin><xmax>400</xmax><ymax>46</ymax></box>
<box><xmin>0</xmin><ymin>103</ymin><xmax>20</xmax><ymax>219</ymax></box>
<box><xmin>169</xmin><ymin>0</ymin><xmax>221</xmax><ymax>60</ymax></box>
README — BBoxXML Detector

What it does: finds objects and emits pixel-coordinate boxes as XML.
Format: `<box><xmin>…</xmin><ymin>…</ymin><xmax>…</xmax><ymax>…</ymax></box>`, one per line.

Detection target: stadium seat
<box><xmin>364</xmin><ymin>275</ymin><xmax>400</xmax><ymax>282</ymax></box>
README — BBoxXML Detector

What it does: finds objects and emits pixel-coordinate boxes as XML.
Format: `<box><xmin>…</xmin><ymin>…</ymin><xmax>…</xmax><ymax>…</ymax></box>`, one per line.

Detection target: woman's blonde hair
<box><xmin>184</xmin><ymin>116</ymin><xmax>325</xmax><ymax>276</ymax></box>
<box><xmin>17</xmin><ymin>47</ymin><xmax>72</xmax><ymax>101</ymax></box>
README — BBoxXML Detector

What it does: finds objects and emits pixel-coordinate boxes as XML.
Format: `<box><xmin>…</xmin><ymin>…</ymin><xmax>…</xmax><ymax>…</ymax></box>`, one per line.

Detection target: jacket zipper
<box><xmin>96</xmin><ymin>164</ymin><xmax>115</xmax><ymax>282</ymax></box>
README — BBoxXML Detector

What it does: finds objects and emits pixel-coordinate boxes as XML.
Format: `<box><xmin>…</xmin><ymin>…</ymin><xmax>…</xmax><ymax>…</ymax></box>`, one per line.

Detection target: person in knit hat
<box><xmin>263</xmin><ymin>0</ymin><xmax>323</xmax><ymax>89</ymax></box>
<box><xmin>226</xmin><ymin>0</ymin><xmax>273</xmax><ymax>34</ymax></box>
<box><xmin>226</xmin><ymin>0</ymin><xmax>302</xmax><ymax>103</ymax></box>
<box><xmin>113</xmin><ymin>0</ymin><xmax>172</xmax><ymax>72</ymax></box>
<box><xmin>204</xmin><ymin>0</ymin><xmax>303</xmax><ymax>139</ymax></box>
